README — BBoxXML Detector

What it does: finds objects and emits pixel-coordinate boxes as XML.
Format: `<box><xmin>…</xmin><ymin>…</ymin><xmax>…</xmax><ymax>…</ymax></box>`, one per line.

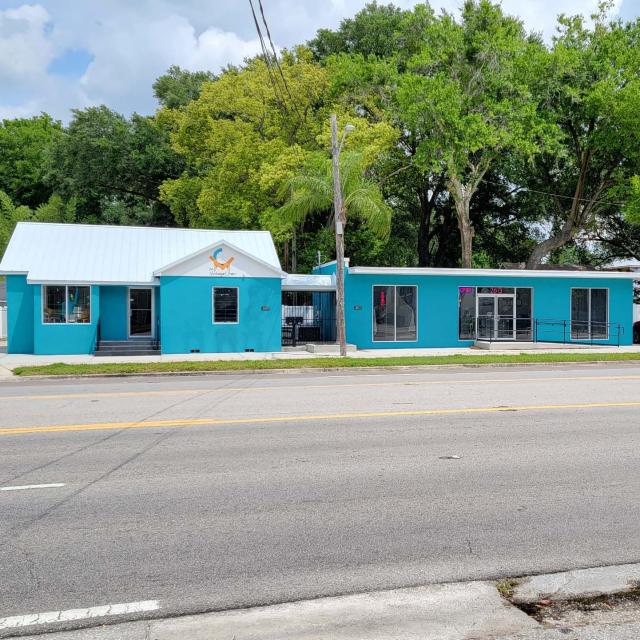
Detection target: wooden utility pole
<box><xmin>330</xmin><ymin>114</ymin><xmax>347</xmax><ymax>357</ymax></box>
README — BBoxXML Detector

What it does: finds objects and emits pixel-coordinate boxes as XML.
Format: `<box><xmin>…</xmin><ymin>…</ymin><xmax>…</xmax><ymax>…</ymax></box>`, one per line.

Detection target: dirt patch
<box><xmin>514</xmin><ymin>589</ymin><xmax>640</xmax><ymax>629</ymax></box>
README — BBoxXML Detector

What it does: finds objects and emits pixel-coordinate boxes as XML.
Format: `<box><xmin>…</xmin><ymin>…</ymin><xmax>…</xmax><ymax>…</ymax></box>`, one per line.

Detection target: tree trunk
<box><xmin>457</xmin><ymin>202</ymin><xmax>474</xmax><ymax>268</ymax></box>
<box><xmin>451</xmin><ymin>191</ymin><xmax>474</xmax><ymax>268</ymax></box>
<box><xmin>526</xmin><ymin>149</ymin><xmax>593</xmax><ymax>269</ymax></box>
<box><xmin>525</xmin><ymin>220</ymin><xmax>576</xmax><ymax>269</ymax></box>
<box><xmin>448</xmin><ymin>174</ymin><xmax>476</xmax><ymax>269</ymax></box>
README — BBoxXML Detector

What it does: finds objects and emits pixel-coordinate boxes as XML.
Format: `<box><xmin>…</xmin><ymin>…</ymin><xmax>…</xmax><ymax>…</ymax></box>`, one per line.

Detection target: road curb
<box><xmin>6</xmin><ymin>581</ymin><xmax>538</xmax><ymax>640</ymax></box>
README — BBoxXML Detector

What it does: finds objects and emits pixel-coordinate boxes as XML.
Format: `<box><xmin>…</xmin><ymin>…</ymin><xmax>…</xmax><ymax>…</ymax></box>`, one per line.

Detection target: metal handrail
<box><xmin>473</xmin><ymin>315</ymin><xmax>623</xmax><ymax>346</ymax></box>
<box><xmin>534</xmin><ymin>318</ymin><xmax>623</xmax><ymax>347</ymax></box>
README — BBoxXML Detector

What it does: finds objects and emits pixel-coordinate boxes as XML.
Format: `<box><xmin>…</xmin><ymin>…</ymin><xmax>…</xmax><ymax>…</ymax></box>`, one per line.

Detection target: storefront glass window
<box><xmin>373</xmin><ymin>285</ymin><xmax>416</xmax><ymax>341</ymax></box>
<box><xmin>458</xmin><ymin>287</ymin><xmax>476</xmax><ymax>339</ymax></box>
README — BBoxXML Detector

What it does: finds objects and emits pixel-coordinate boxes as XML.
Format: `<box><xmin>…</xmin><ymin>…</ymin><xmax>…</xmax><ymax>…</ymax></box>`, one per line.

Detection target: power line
<box><xmin>257</xmin><ymin>0</ymin><xmax>303</xmax><ymax>120</ymax></box>
<box><xmin>248</xmin><ymin>0</ymin><xmax>289</xmax><ymax>115</ymax></box>
<box><xmin>483</xmin><ymin>179</ymin><xmax>625</xmax><ymax>208</ymax></box>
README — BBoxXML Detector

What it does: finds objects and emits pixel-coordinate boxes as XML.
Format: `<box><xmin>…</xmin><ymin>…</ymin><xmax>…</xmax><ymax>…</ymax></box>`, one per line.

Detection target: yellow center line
<box><xmin>1</xmin><ymin>374</ymin><xmax>640</xmax><ymax>402</ymax></box>
<box><xmin>2</xmin><ymin>401</ymin><xmax>639</xmax><ymax>436</ymax></box>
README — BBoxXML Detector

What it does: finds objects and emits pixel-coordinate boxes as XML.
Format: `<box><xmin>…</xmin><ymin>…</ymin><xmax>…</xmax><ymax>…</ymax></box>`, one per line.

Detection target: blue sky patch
<box><xmin>48</xmin><ymin>49</ymin><xmax>93</xmax><ymax>78</ymax></box>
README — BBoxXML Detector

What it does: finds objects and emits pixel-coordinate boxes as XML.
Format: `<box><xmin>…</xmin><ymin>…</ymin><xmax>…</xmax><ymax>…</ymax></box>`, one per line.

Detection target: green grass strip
<box><xmin>11</xmin><ymin>351</ymin><xmax>640</xmax><ymax>377</ymax></box>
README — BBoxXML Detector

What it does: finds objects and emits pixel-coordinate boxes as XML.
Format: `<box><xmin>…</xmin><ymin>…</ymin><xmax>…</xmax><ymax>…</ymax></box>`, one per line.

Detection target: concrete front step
<box><xmin>95</xmin><ymin>350</ymin><xmax>159</xmax><ymax>357</ymax></box>
<box><xmin>97</xmin><ymin>340</ymin><xmax>155</xmax><ymax>347</ymax></box>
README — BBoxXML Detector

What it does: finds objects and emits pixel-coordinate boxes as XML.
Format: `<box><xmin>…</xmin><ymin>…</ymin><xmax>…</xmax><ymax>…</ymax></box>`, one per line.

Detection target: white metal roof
<box><xmin>0</xmin><ymin>222</ymin><xmax>282</xmax><ymax>285</ymax></box>
<box><xmin>348</xmin><ymin>266</ymin><xmax>640</xmax><ymax>280</ymax></box>
<box><xmin>282</xmin><ymin>274</ymin><xmax>336</xmax><ymax>291</ymax></box>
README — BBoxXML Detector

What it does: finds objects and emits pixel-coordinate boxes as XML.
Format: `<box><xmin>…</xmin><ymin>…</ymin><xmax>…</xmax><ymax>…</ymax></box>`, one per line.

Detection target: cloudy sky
<box><xmin>0</xmin><ymin>0</ymin><xmax>638</xmax><ymax>122</ymax></box>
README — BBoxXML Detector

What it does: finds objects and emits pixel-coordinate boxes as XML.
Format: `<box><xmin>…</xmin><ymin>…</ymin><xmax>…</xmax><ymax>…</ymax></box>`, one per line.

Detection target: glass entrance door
<box><xmin>496</xmin><ymin>296</ymin><xmax>515</xmax><ymax>339</ymax></box>
<box><xmin>477</xmin><ymin>296</ymin><xmax>495</xmax><ymax>340</ymax></box>
<box><xmin>129</xmin><ymin>288</ymin><xmax>153</xmax><ymax>337</ymax></box>
<box><xmin>477</xmin><ymin>294</ymin><xmax>516</xmax><ymax>340</ymax></box>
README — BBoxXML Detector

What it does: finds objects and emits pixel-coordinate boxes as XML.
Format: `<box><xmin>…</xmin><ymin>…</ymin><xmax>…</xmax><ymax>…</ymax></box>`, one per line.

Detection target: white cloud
<box><xmin>76</xmin><ymin>12</ymin><xmax>261</xmax><ymax>114</ymax></box>
<box><xmin>0</xmin><ymin>0</ymin><xmax>632</xmax><ymax>122</ymax></box>
<box><xmin>0</xmin><ymin>4</ymin><xmax>54</xmax><ymax>84</ymax></box>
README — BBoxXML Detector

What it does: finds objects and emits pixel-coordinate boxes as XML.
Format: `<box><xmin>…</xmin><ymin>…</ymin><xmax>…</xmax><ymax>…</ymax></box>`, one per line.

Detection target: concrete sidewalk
<box><xmin>1</xmin><ymin>344</ymin><xmax>639</xmax><ymax>377</ymax></box>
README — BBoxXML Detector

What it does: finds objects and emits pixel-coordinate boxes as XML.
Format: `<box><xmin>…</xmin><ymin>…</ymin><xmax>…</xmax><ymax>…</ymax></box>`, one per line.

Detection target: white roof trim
<box><xmin>152</xmin><ymin>240</ymin><xmax>286</xmax><ymax>277</ymax></box>
<box><xmin>28</xmin><ymin>279</ymin><xmax>159</xmax><ymax>286</ymax></box>
<box><xmin>348</xmin><ymin>266</ymin><xmax>640</xmax><ymax>280</ymax></box>
<box><xmin>314</xmin><ymin>258</ymin><xmax>350</xmax><ymax>269</ymax></box>
<box><xmin>282</xmin><ymin>274</ymin><xmax>336</xmax><ymax>291</ymax></box>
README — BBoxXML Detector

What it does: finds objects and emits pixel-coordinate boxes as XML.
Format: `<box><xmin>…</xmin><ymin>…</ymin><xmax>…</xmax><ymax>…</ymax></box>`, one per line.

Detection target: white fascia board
<box><xmin>282</xmin><ymin>283</ymin><xmax>337</xmax><ymax>291</ymax></box>
<box><xmin>153</xmin><ymin>240</ymin><xmax>286</xmax><ymax>277</ymax></box>
<box><xmin>28</xmin><ymin>279</ymin><xmax>159</xmax><ymax>286</ymax></box>
<box><xmin>348</xmin><ymin>266</ymin><xmax>640</xmax><ymax>280</ymax></box>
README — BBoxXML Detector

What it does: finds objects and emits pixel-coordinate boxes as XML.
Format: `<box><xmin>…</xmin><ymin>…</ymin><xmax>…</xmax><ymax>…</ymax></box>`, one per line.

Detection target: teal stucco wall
<box><xmin>344</xmin><ymin>272</ymin><xmax>633</xmax><ymax>348</ymax></box>
<box><xmin>33</xmin><ymin>285</ymin><xmax>100</xmax><ymax>355</ymax></box>
<box><xmin>6</xmin><ymin>275</ymin><xmax>35</xmax><ymax>354</ymax></box>
<box><xmin>160</xmin><ymin>275</ymin><xmax>282</xmax><ymax>353</ymax></box>
<box><xmin>99</xmin><ymin>286</ymin><xmax>128</xmax><ymax>340</ymax></box>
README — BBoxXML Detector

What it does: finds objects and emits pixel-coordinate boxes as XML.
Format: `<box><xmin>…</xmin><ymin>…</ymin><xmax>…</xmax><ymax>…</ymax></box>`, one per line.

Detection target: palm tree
<box><xmin>277</xmin><ymin>150</ymin><xmax>391</xmax><ymax>240</ymax></box>
<box><xmin>278</xmin><ymin>148</ymin><xmax>391</xmax><ymax>355</ymax></box>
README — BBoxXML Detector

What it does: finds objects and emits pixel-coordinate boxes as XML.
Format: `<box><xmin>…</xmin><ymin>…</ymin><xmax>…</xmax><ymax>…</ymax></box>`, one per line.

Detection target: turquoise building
<box><xmin>0</xmin><ymin>222</ymin><xmax>635</xmax><ymax>355</ymax></box>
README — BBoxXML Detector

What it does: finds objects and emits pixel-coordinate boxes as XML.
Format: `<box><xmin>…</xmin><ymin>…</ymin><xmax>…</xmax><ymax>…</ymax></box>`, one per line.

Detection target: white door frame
<box><xmin>127</xmin><ymin>287</ymin><xmax>154</xmax><ymax>338</ymax></box>
<box><xmin>477</xmin><ymin>292</ymin><xmax>516</xmax><ymax>340</ymax></box>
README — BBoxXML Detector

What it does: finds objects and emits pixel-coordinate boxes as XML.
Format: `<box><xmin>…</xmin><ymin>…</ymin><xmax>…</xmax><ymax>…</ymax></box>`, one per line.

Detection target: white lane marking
<box><xmin>0</xmin><ymin>483</ymin><xmax>66</xmax><ymax>492</ymax></box>
<box><xmin>0</xmin><ymin>600</ymin><xmax>160</xmax><ymax>630</ymax></box>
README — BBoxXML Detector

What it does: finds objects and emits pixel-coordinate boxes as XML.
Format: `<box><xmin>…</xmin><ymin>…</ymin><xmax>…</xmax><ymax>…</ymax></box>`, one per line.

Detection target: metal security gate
<box><xmin>282</xmin><ymin>291</ymin><xmax>336</xmax><ymax>346</ymax></box>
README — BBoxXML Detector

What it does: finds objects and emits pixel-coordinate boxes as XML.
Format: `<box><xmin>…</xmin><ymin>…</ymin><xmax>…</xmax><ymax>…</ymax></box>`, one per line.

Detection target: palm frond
<box><xmin>277</xmin><ymin>172</ymin><xmax>333</xmax><ymax>226</ymax></box>
<box><xmin>344</xmin><ymin>185</ymin><xmax>392</xmax><ymax>239</ymax></box>
<box><xmin>276</xmin><ymin>148</ymin><xmax>390</xmax><ymax>239</ymax></box>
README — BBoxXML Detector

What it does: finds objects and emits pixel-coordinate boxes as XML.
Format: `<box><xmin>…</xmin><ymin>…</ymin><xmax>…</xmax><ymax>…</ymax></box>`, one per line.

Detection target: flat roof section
<box><xmin>282</xmin><ymin>274</ymin><xmax>336</xmax><ymax>291</ymax></box>
<box><xmin>348</xmin><ymin>266</ymin><xmax>640</xmax><ymax>280</ymax></box>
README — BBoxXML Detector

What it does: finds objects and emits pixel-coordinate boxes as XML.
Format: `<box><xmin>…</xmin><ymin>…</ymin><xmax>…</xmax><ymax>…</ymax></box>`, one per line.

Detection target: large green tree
<box><xmin>159</xmin><ymin>48</ymin><xmax>396</xmax><ymax>270</ymax></box>
<box><xmin>0</xmin><ymin>190</ymin><xmax>77</xmax><ymax>259</ymax></box>
<box><xmin>522</xmin><ymin>7</ymin><xmax>640</xmax><ymax>267</ymax></box>
<box><xmin>396</xmin><ymin>0</ymin><xmax>559</xmax><ymax>267</ymax></box>
<box><xmin>153</xmin><ymin>65</ymin><xmax>217</xmax><ymax>109</ymax></box>
<box><xmin>46</xmin><ymin>106</ymin><xmax>184</xmax><ymax>226</ymax></box>
<box><xmin>0</xmin><ymin>115</ymin><xmax>63</xmax><ymax>209</ymax></box>
<box><xmin>309</xmin><ymin>2</ymin><xmax>406</xmax><ymax>60</ymax></box>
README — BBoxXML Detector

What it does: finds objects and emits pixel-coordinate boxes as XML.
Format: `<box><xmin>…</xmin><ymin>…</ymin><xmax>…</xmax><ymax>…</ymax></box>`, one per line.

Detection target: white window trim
<box><xmin>212</xmin><ymin>286</ymin><xmax>240</xmax><ymax>325</ymax></box>
<box><xmin>41</xmin><ymin>284</ymin><xmax>92</xmax><ymax>326</ymax></box>
<box><xmin>127</xmin><ymin>286</ymin><xmax>155</xmax><ymax>338</ymax></box>
<box><xmin>570</xmin><ymin>287</ymin><xmax>609</xmax><ymax>341</ymax></box>
<box><xmin>371</xmin><ymin>284</ymin><xmax>418</xmax><ymax>343</ymax></box>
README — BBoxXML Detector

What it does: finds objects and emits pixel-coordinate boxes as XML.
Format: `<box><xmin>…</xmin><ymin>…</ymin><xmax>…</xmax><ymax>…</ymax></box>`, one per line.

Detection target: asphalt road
<box><xmin>2</xmin><ymin>364</ymin><xmax>640</xmax><ymax>635</ymax></box>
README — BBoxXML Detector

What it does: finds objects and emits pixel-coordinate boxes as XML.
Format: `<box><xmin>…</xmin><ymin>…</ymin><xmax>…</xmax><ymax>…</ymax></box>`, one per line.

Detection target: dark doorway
<box><xmin>129</xmin><ymin>288</ymin><xmax>153</xmax><ymax>336</ymax></box>
<box><xmin>282</xmin><ymin>291</ymin><xmax>336</xmax><ymax>346</ymax></box>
